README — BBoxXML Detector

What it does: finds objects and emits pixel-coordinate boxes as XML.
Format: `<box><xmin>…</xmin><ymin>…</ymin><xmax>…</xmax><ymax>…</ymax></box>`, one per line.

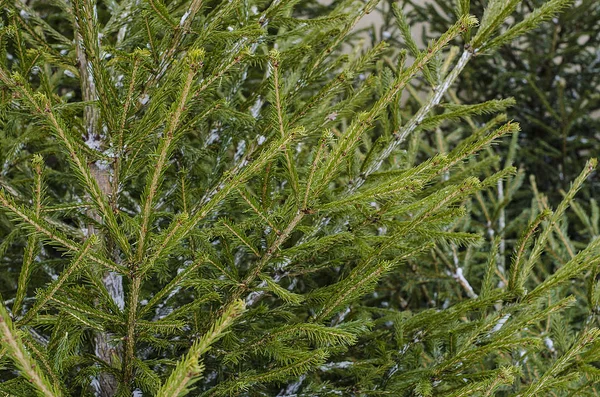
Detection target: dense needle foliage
<box><xmin>405</xmin><ymin>0</ymin><xmax>600</xmax><ymax>198</ymax></box>
<box><xmin>0</xmin><ymin>0</ymin><xmax>599</xmax><ymax>396</ymax></box>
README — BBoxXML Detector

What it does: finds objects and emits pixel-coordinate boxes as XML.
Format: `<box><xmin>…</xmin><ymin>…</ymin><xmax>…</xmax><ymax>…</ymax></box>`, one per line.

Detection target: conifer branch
<box><xmin>303</xmin><ymin>133</ymin><xmax>327</xmax><ymax>210</ymax></box>
<box><xmin>270</xmin><ymin>49</ymin><xmax>300</xmax><ymax>201</ymax></box>
<box><xmin>481</xmin><ymin>237</ymin><xmax>501</xmax><ymax>297</ymax></box>
<box><xmin>18</xmin><ymin>236</ymin><xmax>96</xmax><ymax>325</ymax></box>
<box><xmin>236</xmin><ymin>188</ymin><xmax>280</xmax><ymax>234</ymax></box>
<box><xmin>21</xmin><ymin>337</ymin><xmax>62</xmax><ymax>394</ymax></box>
<box><xmin>0</xmin><ymin>68</ymin><xmax>130</xmax><ymax>257</ymax></box>
<box><xmin>112</xmin><ymin>55</ymin><xmax>142</xmax><ymax>211</ymax></box>
<box><xmin>519</xmin><ymin>328</ymin><xmax>600</xmax><ymax>397</ymax></box>
<box><xmin>146</xmin><ymin>0</ymin><xmax>177</xmax><ymax>29</ymax></box>
<box><xmin>0</xmin><ymin>304</ymin><xmax>62</xmax><ymax>397</ymax></box>
<box><xmin>14</xmin><ymin>156</ymin><xmax>44</xmax><ymax>315</ymax></box>
<box><xmin>151</xmin><ymin>0</ymin><xmax>203</xmax><ymax>84</ymax></box>
<box><xmin>222</xmin><ymin>220</ymin><xmax>260</xmax><ymax>257</ymax></box>
<box><xmin>318</xmin><ymin>14</ymin><xmax>478</xmax><ymax>193</ymax></box>
<box><xmin>138</xmin><ymin>255</ymin><xmax>206</xmax><ymax>318</ymax></box>
<box><xmin>195</xmin><ymin>50</ymin><xmax>245</xmax><ymax>96</ymax></box>
<box><xmin>126</xmin><ymin>54</ymin><xmax>201</xmax><ymax>387</ymax></box>
<box><xmin>479</xmin><ymin>0</ymin><xmax>574</xmax><ymax>52</ymax></box>
<box><xmin>141</xmin><ymin>213</ymin><xmax>190</xmax><ymax>274</ymax></box>
<box><xmin>214</xmin><ymin>209</ymin><xmax>305</xmax><ymax>312</ymax></box>
<box><xmin>14</xmin><ymin>236</ymin><xmax>37</xmax><ymax>316</ymax></box>
<box><xmin>520</xmin><ymin>159</ymin><xmax>597</xmax><ymax>291</ymax></box>
<box><xmin>242</xmin><ymin>323</ymin><xmax>358</xmax><ymax>354</ymax></box>
<box><xmin>123</xmin><ymin>276</ymin><xmax>141</xmax><ymax>388</ymax></box>
<box><xmin>137</xmin><ymin>55</ymin><xmax>200</xmax><ymax>261</ymax></box>
<box><xmin>49</xmin><ymin>294</ymin><xmax>123</xmax><ymax>325</ymax></box>
<box><xmin>526</xmin><ymin>236</ymin><xmax>600</xmax><ymax>301</ymax></box>
<box><xmin>9</xmin><ymin>1</ymin><xmax>70</xmax><ymax>53</ymax></box>
<box><xmin>309</xmin><ymin>0</ymin><xmax>378</xmax><ymax>71</ymax></box>
<box><xmin>508</xmin><ymin>210</ymin><xmax>552</xmax><ymax>293</ymax></box>
<box><xmin>157</xmin><ymin>300</ymin><xmax>245</xmax><ymax>397</ymax></box>
<box><xmin>316</xmin><ymin>261</ymin><xmax>392</xmax><ymax>322</ymax></box>
<box><xmin>0</xmin><ymin>190</ymin><xmax>124</xmax><ymax>273</ymax></box>
<box><xmin>0</xmin><ymin>0</ymin><xmax>592</xmax><ymax>394</ymax></box>
<box><xmin>241</xmin><ymin>210</ymin><xmax>304</xmax><ymax>293</ymax></box>
<box><xmin>211</xmin><ymin>349</ymin><xmax>328</xmax><ymax>396</ymax></box>
<box><xmin>352</xmin><ymin>49</ymin><xmax>473</xmax><ymax>190</ymax></box>
<box><xmin>175</xmin><ymin>126</ymin><xmax>301</xmax><ymax>250</ymax></box>
<box><xmin>448</xmin><ymin>367</ymin><xmax>517</xmax><ymax>397</ymax></box>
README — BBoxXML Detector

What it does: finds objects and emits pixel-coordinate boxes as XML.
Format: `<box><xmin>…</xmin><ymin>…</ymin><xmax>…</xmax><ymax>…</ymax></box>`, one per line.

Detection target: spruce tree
<box><xmin>404</xmin><ymin>0</ymin><xmax>600</xmax><ymax>198</ymax></box>
<box><xmin>0</xmin><ymin>1</ymin><xmax>599</xmax><ymax>396</ymax></box>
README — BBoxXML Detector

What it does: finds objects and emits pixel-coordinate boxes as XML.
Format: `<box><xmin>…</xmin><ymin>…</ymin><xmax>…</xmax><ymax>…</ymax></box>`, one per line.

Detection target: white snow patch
<box><xmin>544</xmin><ymin>336</ymin><xmax>555</xmax><ymax>353</ymax></box>
<box><xmin>277</xmin><ymin>375</ymin><xmax>305</xmax><ymax>396</ymax></box>
<box><xmin>245</xmin><ymin>288</ymin><xmax>266</xmax><ymax>306</ymax></box>
<box><xmin>90</xmin><ymin>378</ymin><xmax>101</xmax><ymax>395</ymax></box>
<box><xmin>490</xmin><ymin>314</ymin><xmax>511</xmax><ymax>333</ymax></box>
<box><xmin>206</xmin><ymin>129</ymin><xmax>220</xmax><ymax>145</ymax></box>
<box><xmin>139</xmin><ymin>94</ymin><xmax>150</xmax><ymax>105</ymax></box>
<box><xmin>64</xmin><ymin>70</ymin><xmax>76</xmax><ymax>78</ymax></box>
<box><xmin>517</xmin><ymin>349</ymin><xmax>528</xmax><ymax>364</ymax></box>
<box><xmin>115</xmin><ymin>74</ymin><xmax>124</xmax><ymax>88</ymax></box>
<box><xmin>332</xmin><ymin>306</ymin><xmax>350</xmax><ymax>325</ymax></box>
<box><xmin>206</xmin><ymin>371</ymin><xmax>218</xmax><ymax>382</ymax></box>
<box><xmin>320</xmin><ymin>361</ymin><xmax>353</xmax><ymax>371</ymax></box>
<box><xmin>105</xmin><ymin>271</ymin><xmax>125</xmax><ymax>310</ymax></box>
<box><xmin>250</xmin><ymin>96</ymin><xmax>263</xmax><ymax>118</ymax></box>
<box><xmin>84</xmin><ymin>135</ymin><xmax>102</xmax><ymax>151</ymax></box>
<box><xmin>180</xmin><ymin>10</ymin><xmax>191</xmax><ymax>26</ymax></box>
<box><xmin>94</xmin><ymin>159</ymin><xmax>110</xmax><ymax>171</ymax></box>
<box><xmin>452</xmin><ymin>267</ymin><xmax>477</xmax><ymax>299</ymax></box>
<box><xmin>234</xmin><ymin>140</ymin><xmax>246</xmax><ymax>162</ymax></box>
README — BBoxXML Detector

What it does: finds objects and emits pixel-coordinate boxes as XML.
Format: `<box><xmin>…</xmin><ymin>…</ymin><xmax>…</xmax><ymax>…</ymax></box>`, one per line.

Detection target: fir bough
<box><xmin>0</xmin><ymin>0</ymin><xmax>598</xmax><ymax>396</ymax></box>
<box><xmin>405</xmin><ymin>0</ymin><xmax>600</xmax><ymax>198</ymax></box>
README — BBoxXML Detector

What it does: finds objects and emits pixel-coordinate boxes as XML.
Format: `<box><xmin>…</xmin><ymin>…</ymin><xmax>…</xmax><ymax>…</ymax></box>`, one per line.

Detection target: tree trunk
<box><xmin>76</xmin><ymin>25</ymin><xmax>123</xmax><ymax>397</ymax></box>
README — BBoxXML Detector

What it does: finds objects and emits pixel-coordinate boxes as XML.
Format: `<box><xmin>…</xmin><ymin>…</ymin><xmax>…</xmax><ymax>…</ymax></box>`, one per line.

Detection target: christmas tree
<box><xmin>405</xmin><ymin>0</ymin><xmax>600</xmax><ymax>199</ymax></box>
<box><xmin>0</xmin><ymin>0</ymin><xmax>599</xmax><ymax>396</ymax></box>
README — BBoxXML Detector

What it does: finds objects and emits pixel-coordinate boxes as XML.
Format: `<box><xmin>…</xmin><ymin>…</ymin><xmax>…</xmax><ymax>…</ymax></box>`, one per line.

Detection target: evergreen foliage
<box><xmin>405</xmin><ymin>0</ymin><xmax>600</xmax><ymax>198</ymax></box>
<box><xmin>0</xmin><ymin>0</ymin><xmax>598</xmax><ymax>396</ymax></box>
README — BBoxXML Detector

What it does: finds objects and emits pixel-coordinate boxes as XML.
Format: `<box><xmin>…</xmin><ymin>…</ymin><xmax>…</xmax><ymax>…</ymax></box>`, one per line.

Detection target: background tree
<box><xmin>403</xmin><ymin>0</ymin><xmax>600</xmax><ymax>200</ymax></box>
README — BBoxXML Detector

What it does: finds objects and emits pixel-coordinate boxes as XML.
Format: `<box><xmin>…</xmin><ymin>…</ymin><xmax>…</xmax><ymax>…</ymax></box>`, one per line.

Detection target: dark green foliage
<box><xmin>0</xmin><ymin>0</ymin><xmax>598</xmax><ymax>396</ymax></box>
<box><xmin>406</xmin><ymin>0</ymin><xmax>600</xmax><ymax>198</ymax></box>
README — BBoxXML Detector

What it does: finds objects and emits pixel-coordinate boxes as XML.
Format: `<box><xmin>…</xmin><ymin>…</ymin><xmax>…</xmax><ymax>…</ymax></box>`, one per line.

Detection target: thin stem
<box><xmin>137</xmin><ymin>66</ymin><xmax>196</xmax><ymax>261</ymax></box>
<box><xmin>272</xmin><ymin>55</ymin><xmax>299</xmax><ymax>199</ymax></box>
<box><xmin>112</xmin><ymin>58</ymin><xmax>140</xmax><ymax>211</ymax></box>
<box><xmin>18</xmin><ymin>237</ymin><xmax>95</xmax><ymax>325</ymax></box>
<box><xmin>353</xmin><ymin>49</ymin><xmax>473</xmax><ymax>191</ymax></box>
